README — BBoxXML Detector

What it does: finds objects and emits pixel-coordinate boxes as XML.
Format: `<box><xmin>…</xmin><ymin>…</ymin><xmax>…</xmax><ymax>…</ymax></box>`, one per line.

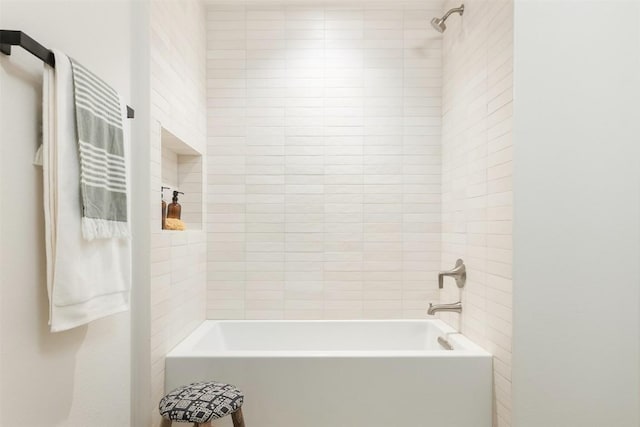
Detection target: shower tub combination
<box><xmin>166</xmin><ymin>320</ymin><xmax>492</xmax><ymax>427</ymax></box>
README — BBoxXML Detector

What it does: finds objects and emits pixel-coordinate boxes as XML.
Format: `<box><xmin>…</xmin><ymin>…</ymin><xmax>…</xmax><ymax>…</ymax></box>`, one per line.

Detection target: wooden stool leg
<box><xmin>231</xmin><ymin>408</ymin><xmax>245</xmax><ymax>427</ymax></box>
<box><xmin>160</xmin><ymin>418</ymin><xmax>172</xmax><ymax>427</ymax></box>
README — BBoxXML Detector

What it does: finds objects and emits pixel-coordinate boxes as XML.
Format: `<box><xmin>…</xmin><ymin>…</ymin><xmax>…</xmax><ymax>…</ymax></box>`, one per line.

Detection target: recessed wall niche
<box><xmin>160</xmin><ymin>128</ymin><xmax>203</xmax><ymax>231</ymax></box>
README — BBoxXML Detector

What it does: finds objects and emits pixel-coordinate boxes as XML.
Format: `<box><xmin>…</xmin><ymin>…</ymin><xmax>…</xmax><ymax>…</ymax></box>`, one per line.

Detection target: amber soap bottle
<box><xmin>167</xmin><ymin>190</ymin><xmax>184</xmax><ymax>220</ymax></box>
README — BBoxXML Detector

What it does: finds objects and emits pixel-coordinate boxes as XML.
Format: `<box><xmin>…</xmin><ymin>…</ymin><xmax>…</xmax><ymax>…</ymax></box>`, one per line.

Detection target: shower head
<box><xmin>431</xmin><ymin>4</ymin><xmax>464</xmax><ymax>33</ymax></box>
<box><xmin>431</xmin><ymin>17</ymin><xmax>447</xmax><ymax>33</ymax></box>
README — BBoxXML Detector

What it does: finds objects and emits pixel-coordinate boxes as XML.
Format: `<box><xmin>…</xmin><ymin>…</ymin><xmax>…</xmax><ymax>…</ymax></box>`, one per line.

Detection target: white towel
<box><xmin>41</xmin><ymin>50</ymin><xmax>131</xmax><ymax>332</ymax></box>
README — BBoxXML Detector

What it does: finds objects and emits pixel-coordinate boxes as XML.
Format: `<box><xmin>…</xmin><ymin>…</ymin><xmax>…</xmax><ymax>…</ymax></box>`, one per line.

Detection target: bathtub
<box><xmin>165</xmin><ymin>320</ymin><xmax>492</xmax><ymax>427</ymax></box>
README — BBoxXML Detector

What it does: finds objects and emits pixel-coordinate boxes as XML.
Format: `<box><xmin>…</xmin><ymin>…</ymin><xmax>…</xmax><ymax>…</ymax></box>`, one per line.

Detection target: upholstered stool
<box><xmin>159</xmin><ymin>381</ymin><xmax>245</xmax><ymax>427</ymax></box>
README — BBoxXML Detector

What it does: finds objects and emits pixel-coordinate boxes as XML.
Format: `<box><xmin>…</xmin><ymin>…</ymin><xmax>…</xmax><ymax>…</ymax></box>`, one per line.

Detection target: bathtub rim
<box><xmin>166</xmin><ymin>319</ymin><xmax>492</xmax><ymax>359</ymax></box>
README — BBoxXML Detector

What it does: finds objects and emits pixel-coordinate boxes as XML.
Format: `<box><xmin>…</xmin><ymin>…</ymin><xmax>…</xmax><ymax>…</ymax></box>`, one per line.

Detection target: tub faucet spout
<box><xmin>428</xmin><ymin>301</ymin><xmax>462</xmax><ymax>315</ymax></box>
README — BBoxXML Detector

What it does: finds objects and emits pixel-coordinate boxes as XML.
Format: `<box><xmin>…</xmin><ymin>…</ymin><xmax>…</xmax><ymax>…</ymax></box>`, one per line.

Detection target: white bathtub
<box><xmin>165</xmin><ymin>320</ymin><xmax>492</xmax><ymax>427</ymax></box>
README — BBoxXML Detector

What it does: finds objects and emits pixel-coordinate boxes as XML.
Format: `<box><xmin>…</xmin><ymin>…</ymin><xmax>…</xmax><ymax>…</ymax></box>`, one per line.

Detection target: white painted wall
<box><xmin>512</xmin><ymin>1</ymin><xmax>640</xmax><ymax>426</ymax></box>
<box><xmin>0</xmin><ymin>1</ymin><xmax>133</xmax><ymax>425</ymax></box>
<box><xmin>130</xmin><ymin>1</ymin><xmax>152</xmax><ymax>426</ymax></box>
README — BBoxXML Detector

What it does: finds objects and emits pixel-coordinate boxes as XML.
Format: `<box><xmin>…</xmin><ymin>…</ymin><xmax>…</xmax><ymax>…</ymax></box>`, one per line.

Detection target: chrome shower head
<box><xmin>431</xmin><ymin>17</ymin><xmax>446</xmax><ymax>33</ymax></box>
<box><xmin>431</xmin><ymin>4</ymin><xmax>464</xmax><ymax>33</ymax></box>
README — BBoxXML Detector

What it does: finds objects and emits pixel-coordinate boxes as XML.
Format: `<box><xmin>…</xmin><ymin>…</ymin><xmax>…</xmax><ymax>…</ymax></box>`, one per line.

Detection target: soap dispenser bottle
<box><xmin>161</xmin><ymin>186</ymin><xmax>170</xmax><ymax>229</ymax></box>
<box><xmin>167</xmin><ymin>191</ymin><xmax>184</xmax><ymax>220</ymax></box>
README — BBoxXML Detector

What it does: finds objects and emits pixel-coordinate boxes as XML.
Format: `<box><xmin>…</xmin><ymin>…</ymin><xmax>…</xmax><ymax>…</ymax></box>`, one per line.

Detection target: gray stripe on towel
<box><xmin>82</xmin><ymin>186</ymin><xmax>128</xmax><ymax>221</ymax></box>
<box><xmin>71</xmin><ymin>58</ymin><xmax>128</xmax><ymax>235</ymax></box>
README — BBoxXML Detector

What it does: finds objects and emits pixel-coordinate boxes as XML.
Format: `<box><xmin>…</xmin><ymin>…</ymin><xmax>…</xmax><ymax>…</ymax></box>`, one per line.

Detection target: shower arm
<box><xmin>441</xmin><ymin>5</ymin><xmax>465</xmax><ymax>21</ymax></box>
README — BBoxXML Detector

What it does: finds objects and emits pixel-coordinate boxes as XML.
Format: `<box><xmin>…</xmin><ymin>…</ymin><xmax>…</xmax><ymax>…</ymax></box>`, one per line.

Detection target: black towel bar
<box><xmin>0</xmin><ymin>29</ymin><xmax>135</xmax><ymax>119</ymax></box>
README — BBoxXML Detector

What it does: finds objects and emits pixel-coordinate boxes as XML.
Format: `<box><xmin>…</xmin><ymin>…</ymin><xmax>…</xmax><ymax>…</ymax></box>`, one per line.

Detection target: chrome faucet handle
<box><xmin>438</xmin><ymin>259</ymin><xmax>466</xmax><ymax>289</ymax></box>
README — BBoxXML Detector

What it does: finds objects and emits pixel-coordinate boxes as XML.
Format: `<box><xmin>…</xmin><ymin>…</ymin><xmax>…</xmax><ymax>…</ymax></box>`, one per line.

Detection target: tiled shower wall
<box><xmin>439</xmin><ymin>0</ymin><xmax>514</xmax><ymax>426</ymax></box>
<box><xmin>206</xmin><ymin>1</ymin><xmax>444</xmax><ymax>319</ymax></box>
<box><xmin>149</xmin><ymin>0</ymin><xmax>207</xmax><ymax>424</ymax></box>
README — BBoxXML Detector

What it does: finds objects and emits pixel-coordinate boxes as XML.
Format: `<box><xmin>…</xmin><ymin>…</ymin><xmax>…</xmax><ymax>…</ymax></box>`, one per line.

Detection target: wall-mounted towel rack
<box><xmin>0</xmin><ymin>30</ymin><xmax>135</xmax><ymax>119</ymax></box>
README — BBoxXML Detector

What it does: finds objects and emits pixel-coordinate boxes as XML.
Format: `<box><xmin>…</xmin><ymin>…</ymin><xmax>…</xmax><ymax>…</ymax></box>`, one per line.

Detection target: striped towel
<box><xmin>70</xmin><ymin>60</ymin><xmax>129</xmax><ymax>240</ymax></box>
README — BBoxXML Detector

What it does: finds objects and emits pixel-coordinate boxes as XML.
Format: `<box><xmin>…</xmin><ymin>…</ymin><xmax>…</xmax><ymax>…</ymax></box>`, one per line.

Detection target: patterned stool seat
<box><xmin>159</xmin><ymin>381</ymin><xmax>245</xmax><ymax>426</ymax></box>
